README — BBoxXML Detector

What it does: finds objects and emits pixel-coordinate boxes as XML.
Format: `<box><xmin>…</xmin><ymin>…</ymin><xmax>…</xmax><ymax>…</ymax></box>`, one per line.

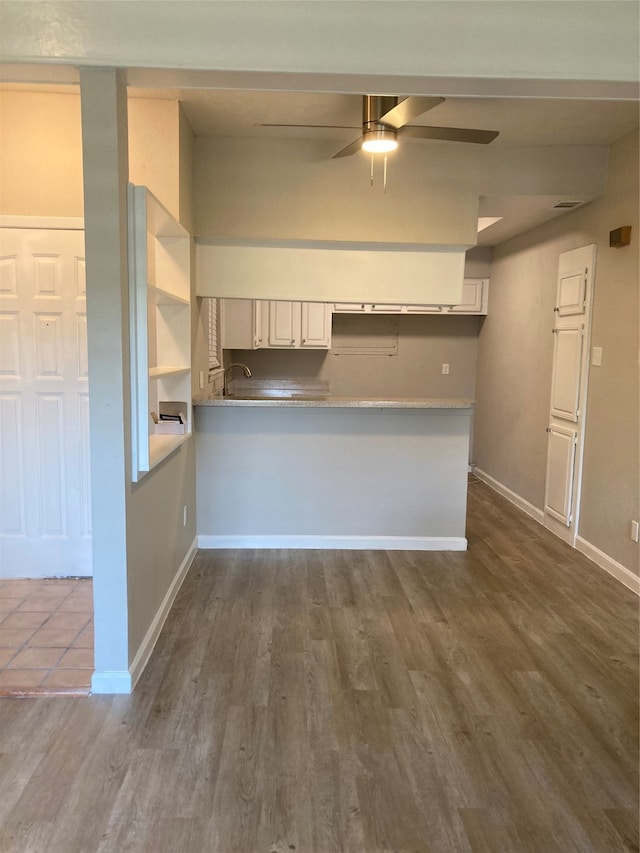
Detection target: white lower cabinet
<box><xmin>223</xmin><ymin>299</ymin><xmax>332</xmax><ymax>350</ymax></box>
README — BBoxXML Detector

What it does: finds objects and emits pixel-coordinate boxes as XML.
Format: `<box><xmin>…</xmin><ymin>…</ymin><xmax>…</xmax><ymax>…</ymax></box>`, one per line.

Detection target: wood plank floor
<box><xmin>1</xmin><ymin>480</ymin><xmax>638</xmax><ymax>853</ymax></box>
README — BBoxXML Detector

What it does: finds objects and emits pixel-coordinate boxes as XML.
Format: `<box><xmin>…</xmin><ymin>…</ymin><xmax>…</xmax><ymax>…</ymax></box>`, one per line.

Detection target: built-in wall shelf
<box><xmin>149</xmin><ymin>433</ymin><xmax>191</xmax><ymax>470</ymax></box>
<box><xmin>129</xmin><ymin>184</ymin><xmax>192</xmax><ymax>482</ymax></box>
<box><xmin>152</xmin><ymin>285</ymin><xmax>191</xmax><ymax>307</ymax></box>
<box><xmin>149</xmin><ymin>366</ymin><xmax>191</xmax><ymax>379</ymax></box>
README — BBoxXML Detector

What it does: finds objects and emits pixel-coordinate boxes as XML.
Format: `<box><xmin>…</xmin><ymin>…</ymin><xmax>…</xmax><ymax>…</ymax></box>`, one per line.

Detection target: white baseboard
<box><xmin>91</xmin><ymin>670</ymin><xmax>132</xmax><ymax>695</ymax></box>
<box><xmin>576</xmin><ymin>536</ymin><xmax>640</xmax><ymax>596</ymax></box>
<box><xmin>90</xmin><ymin>539</ymin><xmax>197</xmax><ymax>695</ymax></box>
<box><xmin>198</xmin><ymin>534</ymin><xmax>468</xmax><ymax>551</ymax></box>
<box><xmin>126</xmin><ymin>537</ymin><xmax>198</xmax><ymax>692</ymax></box>
<box><xmin>473</xmin><ymin>468</ymin><xmax>545</xmax><ymax>524</ymax></box>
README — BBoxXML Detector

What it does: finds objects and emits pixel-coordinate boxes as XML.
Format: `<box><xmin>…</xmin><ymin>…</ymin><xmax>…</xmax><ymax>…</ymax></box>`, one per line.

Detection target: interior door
<box><xmin>543</xmin><ymin>244</ymin><xmax>595</xmax><ymax>544</ymax></box>
<box><xmin>0</xmin><ymin>227</ymin><xmax>91</xmax><ymax>577</ymax></box>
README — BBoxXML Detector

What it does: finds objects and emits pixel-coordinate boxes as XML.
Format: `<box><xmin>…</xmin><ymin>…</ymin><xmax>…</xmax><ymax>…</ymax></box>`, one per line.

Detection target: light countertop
<box><xmin>194</xmin><ymin>396</ymin><xmax>474</xmax><ymax>409</ymax></box>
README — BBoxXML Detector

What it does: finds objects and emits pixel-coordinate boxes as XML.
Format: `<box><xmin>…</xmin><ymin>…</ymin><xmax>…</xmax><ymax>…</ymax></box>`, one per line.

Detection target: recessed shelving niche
<box><xmin>128</xmin><ymin>184</ymin><xmax>192</xmax><ymax>482</ymax></box>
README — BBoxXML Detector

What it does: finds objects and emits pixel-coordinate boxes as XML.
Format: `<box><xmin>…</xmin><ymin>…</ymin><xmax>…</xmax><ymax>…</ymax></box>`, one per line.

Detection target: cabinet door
<box><xmin>253</xmin><ymin>300</ymin><xmax>267</xmax><ymax>348</ymax></box>
<box><xmin>544</xmin><ymin>426</ymin><xmax>577</xmax><ymax>526</ymax></box>
<box><xmin>333</xmin><ymin>303</ymin><xmax>367</xmax><ymax>312</ymax></box>
<box><xmin>556</xmin><ymin>268</ymin><xmax>587</xmax><ymax>317</ymax></box>
<box><xmin>222</xmin><ymin>298</ymin><xmax>254</xmax><ymax>349</ymax></box>
<box><xmin>370</xmin><ymin>304</ymin><xmax>403</xmax><ymax>313</ymax></box>
<box><xmin>550</xmin><ymin>325</ymin><xmax>583</xmax><ymax>422</ymax></box>
<box><xmin>404</xmin><ymin>304</ymin><xmax>444</xmax><ymax>313</ymax></box>
<box><xmin>301</xmin><ymin>303</ymin><xmax>331</xmax><ymax>348</ymax></box>
<box><xmin>268</xmin><ymin>301</ymin><xmax>299</xmax><ymax>347</ymax></box>
<box><xmin>448</xmin><ymin>280</ymin><xmax>485</xmax><ymax>313</ymax></box>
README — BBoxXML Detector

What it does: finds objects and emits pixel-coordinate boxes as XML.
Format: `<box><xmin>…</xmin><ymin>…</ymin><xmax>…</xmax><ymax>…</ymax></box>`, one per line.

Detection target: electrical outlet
<box><xmin>631</xmin><ymin>520</ymin><xmax>639</xmax><ymax>543</ymax></box>
<box><xmin>183</xmin><ymin>505</ymin><xmax>188</xmax><ymax>527</ymax></box>
<box><xmin>442</xmin><ymin>363</ymin><xmax>450</xmax><ymax>375</ymax></box>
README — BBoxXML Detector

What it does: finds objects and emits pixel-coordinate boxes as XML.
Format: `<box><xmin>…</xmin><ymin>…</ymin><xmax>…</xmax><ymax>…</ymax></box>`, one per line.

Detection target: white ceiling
<box><xmin>162</xmin><ymin>89</ymin><xmax>639</xmax><ymax>148</ymax></box>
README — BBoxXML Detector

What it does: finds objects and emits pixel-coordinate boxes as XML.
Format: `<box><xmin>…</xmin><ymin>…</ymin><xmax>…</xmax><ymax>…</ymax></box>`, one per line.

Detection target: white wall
<box><xmin>475</xmin><ymin>130</ymin><xmax>639</xmax><ymax>576</ymax></box>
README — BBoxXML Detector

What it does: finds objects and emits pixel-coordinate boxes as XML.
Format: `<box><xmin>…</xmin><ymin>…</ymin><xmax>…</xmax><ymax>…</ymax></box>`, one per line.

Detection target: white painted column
<box><xmin>80</xmin><ymin>69</ymin><xmax>132</xmax><ymax>693</ymax></box>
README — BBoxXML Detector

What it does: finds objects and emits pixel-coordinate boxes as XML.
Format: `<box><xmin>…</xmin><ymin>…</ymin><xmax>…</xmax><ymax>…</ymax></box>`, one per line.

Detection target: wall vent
<box><xmin>554</xmin><ymin>201</ymin><xmax>582</xmax><ymax>209</ymax></box>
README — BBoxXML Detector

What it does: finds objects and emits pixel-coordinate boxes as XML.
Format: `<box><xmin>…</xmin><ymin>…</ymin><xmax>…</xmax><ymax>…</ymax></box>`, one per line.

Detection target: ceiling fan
<box><xmin>261</xmin><ymin>95</ymin><xmax>499</xmax><ymax>158</ymax></box>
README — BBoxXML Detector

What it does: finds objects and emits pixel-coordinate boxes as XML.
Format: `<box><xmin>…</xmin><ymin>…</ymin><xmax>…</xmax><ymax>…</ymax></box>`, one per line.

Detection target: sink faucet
<box><xmin>223</xmin><ymin>362</ymin><xmax>252</xmax><ymax>396</ymax></box>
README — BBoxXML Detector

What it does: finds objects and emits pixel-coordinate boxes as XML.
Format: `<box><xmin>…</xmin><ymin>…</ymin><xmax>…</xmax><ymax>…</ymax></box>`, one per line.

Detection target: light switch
<box><xmin>591</xmin><ymin>347</ymin><xmax>602</xmax><ymax>367</ymax></box>
<box><xmin>442</xmin><ymin>363</ymin><xmax>450</xmax><ymax>375</ymax></box>
<box><xmin>199</xmin><ymin>370</ymin><xmax>205</xmax><ymax>389</ymax></box>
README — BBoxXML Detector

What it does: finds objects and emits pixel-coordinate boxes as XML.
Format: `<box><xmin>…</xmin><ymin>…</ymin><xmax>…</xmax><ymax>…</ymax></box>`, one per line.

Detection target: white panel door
<box><xmin>544</xmin><ymin>426</ymin><xmax>577</xmax><ymax>525</ymax></box>
<box><xmin>550</xmin><ymin>325</ymin><xmax>584</xmax><ymax>422</ymax></box>
<box><xmin>544</xmin><ymin>244</ymin><xmax>595</xmax><ymax>547</ymax></box>
<box><xmin>0</xmin><ymin>228</ymin><xmax>91</xmax><ymax>577</ymax></box>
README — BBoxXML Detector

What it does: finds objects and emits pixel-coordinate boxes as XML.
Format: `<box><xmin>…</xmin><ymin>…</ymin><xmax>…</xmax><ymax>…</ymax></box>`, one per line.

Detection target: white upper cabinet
<box><xmin>128</xmin><ymin>184</ymin><xmax>192</xmax><ymax>482</ymax></box>
<box><xmin>222</xmin><ymin>299</ymin><xmax>264</xmax><ymax>349</ymax></box>
<box><xmin>223</xmin><ymin>299</ymin><xmax>331</xmax><ymax>350</ymax></box>
<box><xmin>332</xmin><ymin>279</ymin><xmax>488</xmax><ymax>315</ymax></box>
<box><xmin>447</xmin><ymin>279</ymin><xmax>487</xmax><ymax>313</ymax></box>
<box><xmin>301</xmin><ymin>302</ymin><xmax>332</xmax><ymax>348</ymax></box>
<box><xmin>268</xmin><ymin>300</ymin><xmax>301</xmax><ymax>347</ymax></box>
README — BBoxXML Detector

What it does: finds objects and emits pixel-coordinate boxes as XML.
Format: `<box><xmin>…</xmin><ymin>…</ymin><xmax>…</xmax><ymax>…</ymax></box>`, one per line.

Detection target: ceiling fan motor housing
<box><xmin>363</xmin><ymin>95</ymin><xmax>400</xmax><ymax>128</ymax></box>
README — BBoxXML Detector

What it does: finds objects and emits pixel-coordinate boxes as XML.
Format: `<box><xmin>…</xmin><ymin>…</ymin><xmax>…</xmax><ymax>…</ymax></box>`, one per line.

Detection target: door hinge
<box><xmin>574</xmin><ymin>433</ymin><xmax>578</xmax><ymax>445</ymax></box>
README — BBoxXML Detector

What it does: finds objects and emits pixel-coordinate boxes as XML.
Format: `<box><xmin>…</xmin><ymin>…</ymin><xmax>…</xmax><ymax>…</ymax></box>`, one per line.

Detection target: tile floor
<box><xmin>0</xmin><ymin>578</ymin><xmax>93</xmax><ymax>696</ymax></box>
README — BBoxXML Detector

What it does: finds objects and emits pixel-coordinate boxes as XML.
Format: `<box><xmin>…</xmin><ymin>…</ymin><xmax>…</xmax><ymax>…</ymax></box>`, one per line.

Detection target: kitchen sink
<box><xmin>227</xmin><ymin>392</ymin><xmax>329</xmax><ymax>401</ymax></box>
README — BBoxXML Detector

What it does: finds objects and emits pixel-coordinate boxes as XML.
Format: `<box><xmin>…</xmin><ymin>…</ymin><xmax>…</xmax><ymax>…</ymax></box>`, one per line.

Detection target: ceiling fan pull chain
<box><xmin>383</xmin><ymin>154</ymin><xmax>388</xmax><ymax>193</ymax></box>
<box><xmin>370</xmin><ymin>154</ymin><xmax>374</xmax><ymax>187</ymax></box>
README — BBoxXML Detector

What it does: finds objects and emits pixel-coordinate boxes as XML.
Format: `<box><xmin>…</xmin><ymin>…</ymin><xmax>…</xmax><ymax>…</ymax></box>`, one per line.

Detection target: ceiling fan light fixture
<box><xmin>361</xmin><ymin>128</ymin><xmax>398</xmax><ymax>154</ymax></box>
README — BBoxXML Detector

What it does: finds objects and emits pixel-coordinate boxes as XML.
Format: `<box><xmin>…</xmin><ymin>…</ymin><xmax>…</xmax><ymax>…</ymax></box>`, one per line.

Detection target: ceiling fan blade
<box><xmin>259</xmin><ymin>123</ymin><xmax>359</xmax><ymax>130</ymax></box>
<box><xmin>400</xmin><ymin>125</ymin><xmax>499</xmax><ymax>144</ymax></box>
<box><xmin>333</xmin><ymin>136</ymin><xmax>366</xmax><ymax>158</ymax></box>
<box><xmin>377</xmin><ymin>96</ymin><xmax>445</xmax><ymax>130</ymax></box>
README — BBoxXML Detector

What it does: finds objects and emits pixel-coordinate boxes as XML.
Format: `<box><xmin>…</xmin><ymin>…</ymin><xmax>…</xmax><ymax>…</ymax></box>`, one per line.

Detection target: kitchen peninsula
<box><xmin>195</xmin><ymin>395</ymin><xmax>473</xmax><ymax>550</ymax></box>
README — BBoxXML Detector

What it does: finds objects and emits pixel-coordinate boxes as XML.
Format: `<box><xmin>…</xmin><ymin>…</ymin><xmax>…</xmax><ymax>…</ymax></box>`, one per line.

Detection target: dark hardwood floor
<box><xmin>1</xmin><ymin>480</ymin><xmax>638</xmax><ymax>852</ymax></box>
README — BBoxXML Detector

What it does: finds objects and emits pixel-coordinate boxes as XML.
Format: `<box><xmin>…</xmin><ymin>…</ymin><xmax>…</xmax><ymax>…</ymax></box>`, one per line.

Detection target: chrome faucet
<box><xmin>223</xmin><ymin>362</ymin><xmax>252</xmax><ymax>396</ymax></box>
